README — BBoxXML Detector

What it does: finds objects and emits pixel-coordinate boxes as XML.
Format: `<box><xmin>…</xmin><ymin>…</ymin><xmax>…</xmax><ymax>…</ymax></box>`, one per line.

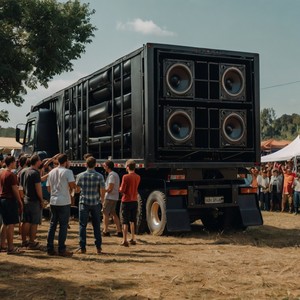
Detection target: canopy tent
<box><xmin>0</xmin><ymin>137</ymin><xmax>22</xmax><ymax>154</ymax></box>
<box><xmin>261</xmin><ymin>135</ymin><xmax>300</xmax><ymax>163</ymax></box>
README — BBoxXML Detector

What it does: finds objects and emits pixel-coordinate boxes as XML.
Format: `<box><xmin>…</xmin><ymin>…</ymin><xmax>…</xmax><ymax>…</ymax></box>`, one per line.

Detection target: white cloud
<box><xmin>116</xmin><ymin>18</ymin><xmax>176</xmax><ymax>37</ymax></box>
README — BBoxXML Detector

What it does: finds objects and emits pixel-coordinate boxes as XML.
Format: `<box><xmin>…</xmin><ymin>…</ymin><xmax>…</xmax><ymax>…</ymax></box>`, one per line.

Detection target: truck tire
<box><xmin>136</xmin><ymin>195</ymin><xmax>149</xmax><ymax>234</ymax></box>
<box><xmin>146</xmin><ymin>191</ymin><xmax>167</xmax><ymax>236</ymax></box>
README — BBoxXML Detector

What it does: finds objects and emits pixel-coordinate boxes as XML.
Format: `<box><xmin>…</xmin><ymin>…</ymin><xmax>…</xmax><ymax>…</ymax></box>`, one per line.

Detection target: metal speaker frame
<box><xmin>164</xmin><ymin>107</ymin><xmax>195</xmax><ymax>147</ymax></box>
<box><xmin>163</xmin><ymin>59</ymin><xmax>194</xmax><ymax>98</ymax></box>
<box><xmin>220</xmin><ymin>110</ymin><xmax>247</xmax><ymax>147</ymax></box>
<box><xmin>220</xmin><ymin>65</ymin><xmax>246</xmax><ymax>100</ymax></box>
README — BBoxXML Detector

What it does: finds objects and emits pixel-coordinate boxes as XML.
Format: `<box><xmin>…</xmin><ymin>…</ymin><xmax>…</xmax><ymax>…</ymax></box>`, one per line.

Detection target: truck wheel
<box><xmin>136</xmin><ymin>195</ymin><xmax>148</xmax><ymax>234</ymax></box>
<box><xmin>146</xmin><ymin>191</ymin><xmax>167</xmax><ymax>236</ymax></box>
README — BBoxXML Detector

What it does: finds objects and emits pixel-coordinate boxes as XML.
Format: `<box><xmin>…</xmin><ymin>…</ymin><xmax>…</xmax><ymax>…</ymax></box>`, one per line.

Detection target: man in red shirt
<box><xmin>119</xmin><ymin>159</ymin><xmax>140</xmax><ymax>247</ymax></box>
<box><xmin>0</xmin><ymin>156</ymin><xmax>24</xmax><ymax>254</ymax></box>
<box><xmin>281</xmin><ymin>167</ymin><xmax>296</xmax><ymax>213</ymax></box>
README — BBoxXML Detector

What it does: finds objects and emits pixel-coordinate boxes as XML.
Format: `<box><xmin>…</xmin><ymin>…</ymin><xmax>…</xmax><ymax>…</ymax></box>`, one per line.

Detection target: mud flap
<box><xmin>166</xmin><ymin>209</ymin><xmax>191</xmax><ymax>232</ymax></box>
<box><xmin>237</xmin><ymin>195</ymin><xmax>263</xmax><ymax>226</ymax></box>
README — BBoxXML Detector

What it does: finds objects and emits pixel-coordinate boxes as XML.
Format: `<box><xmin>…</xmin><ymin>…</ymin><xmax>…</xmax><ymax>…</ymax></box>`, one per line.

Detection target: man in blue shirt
<box><xmin>76</xmin><ymin>156</ymin><xmax>105</xmax><ymax>254</ymax></box>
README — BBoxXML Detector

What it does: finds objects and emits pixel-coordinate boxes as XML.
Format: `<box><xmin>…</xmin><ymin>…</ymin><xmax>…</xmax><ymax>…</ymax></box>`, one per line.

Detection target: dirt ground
<box><xmin>0</xmin><ymin>211</ymin><xmax>300</xmax><ymax>300</ymax></box>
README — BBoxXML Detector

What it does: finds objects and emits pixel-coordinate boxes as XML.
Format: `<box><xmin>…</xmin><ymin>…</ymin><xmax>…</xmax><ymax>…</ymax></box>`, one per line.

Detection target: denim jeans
<box><xmin>79</xmin><ymin>203</ymin><xmax>102</xmax><ymax>249</ymax></box>
<box><xmin>47</xmin><ymin>205</ymin><xmax>70</xmax><ymax>253</ymax></box>
<box><xmin>294</xmin><ymin>191</ymin><xmax>300</xmax><ymax>211</ymax></box>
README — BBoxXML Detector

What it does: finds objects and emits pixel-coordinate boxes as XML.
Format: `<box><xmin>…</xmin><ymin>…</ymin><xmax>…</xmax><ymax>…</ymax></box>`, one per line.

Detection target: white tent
<box><xmin>261</xmin><ymin>135</ymin><xmax>300</xmax><ymax>163</ymax></box>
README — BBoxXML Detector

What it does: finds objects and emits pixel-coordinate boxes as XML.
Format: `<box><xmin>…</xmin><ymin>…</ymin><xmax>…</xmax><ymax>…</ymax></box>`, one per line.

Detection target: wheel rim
<box><xmin>151</xmin><ymin>201</ymin><xmax>162</xmax><ymax>228</ymax></box>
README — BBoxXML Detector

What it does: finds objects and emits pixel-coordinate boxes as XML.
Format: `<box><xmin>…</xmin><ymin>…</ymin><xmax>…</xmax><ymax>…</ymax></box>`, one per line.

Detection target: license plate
<box><xmin>204</xmin><ymin>196</ymin><xmax>224</xmax><ymax>204</ymax></box>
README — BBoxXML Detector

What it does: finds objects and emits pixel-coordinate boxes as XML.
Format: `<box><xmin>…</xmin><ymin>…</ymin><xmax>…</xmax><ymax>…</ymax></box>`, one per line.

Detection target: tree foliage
<box><xmin>0</xmin><ymin>0</ymin><xmax>96</xmax><ymax>122</ymax></box>
<box><xmin>261</xmin><ymin>109</ymin><xmax>300</xmax><ymax>140</ymax></box>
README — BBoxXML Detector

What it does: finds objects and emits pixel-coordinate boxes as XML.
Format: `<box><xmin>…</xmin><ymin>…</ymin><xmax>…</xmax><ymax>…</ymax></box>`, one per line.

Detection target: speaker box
<box><xmin>164</xmin><ymin>107</ymin><xmax>195</xmax><ymax>147</ymax></box>
<box><xmin>220</xmin><ymin>110</ymin><xmax>247</xmax><ymax>147</ymax></box>
<box><xmin>163</xmin><ymin>59</ymin><xmax>194</xmax><ymax>98</ymax></box>
<box><xmin>220</xmin><ymin>64</ymin><xmax>246</xmax><ymax>100</ymax></box>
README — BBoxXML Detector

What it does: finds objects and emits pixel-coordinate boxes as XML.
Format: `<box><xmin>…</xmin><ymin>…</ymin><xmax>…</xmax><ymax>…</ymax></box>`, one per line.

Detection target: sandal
<box><xmin>7</xmin><ymin>247</ymin><xmax>25</xmax><ymax>255</ymax></box>
<box><xmin>120</xmin><ymin>241</ymin><xmax>129</xmax><ymax>247</ymax></box>
<box><xmin>129</xmin><ymin>239</ymin><xmax>137</xmax><ymax>245</ymax></box>
<box><xmin>21</xmin><ymin>241</ymin><xmax>29</xmax><ymax>248</ymax></box>
<box><xmin>28</xmin><ymin>241</ymin><xmax>41</xmax><ymax>250</ymax></box>
<box><xmin>0</xmin><ymin>247</ymin><xmax>8</xmax><ymax>252</ymax></box>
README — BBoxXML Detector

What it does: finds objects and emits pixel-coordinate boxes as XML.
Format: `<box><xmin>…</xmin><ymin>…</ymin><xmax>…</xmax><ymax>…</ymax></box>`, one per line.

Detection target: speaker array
<box><xmin>158</xmin><ymin>51</ymin><xmax>254</xmax><ymax>162</ymax></box>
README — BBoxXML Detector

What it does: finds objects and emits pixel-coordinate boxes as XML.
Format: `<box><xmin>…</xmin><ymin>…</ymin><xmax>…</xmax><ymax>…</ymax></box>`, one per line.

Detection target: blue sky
<box><xmin>4</xmin><ymin>0</ymin><xmax>300</xmax><ymax>127</ymax></box>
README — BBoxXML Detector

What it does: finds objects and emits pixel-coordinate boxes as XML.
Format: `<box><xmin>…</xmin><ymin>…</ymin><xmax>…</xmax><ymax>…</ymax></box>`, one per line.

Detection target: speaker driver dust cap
<box><xmin>166</xmin><ymin>63</ymin><xmax>193</xmax><ymax>95</ymax></box>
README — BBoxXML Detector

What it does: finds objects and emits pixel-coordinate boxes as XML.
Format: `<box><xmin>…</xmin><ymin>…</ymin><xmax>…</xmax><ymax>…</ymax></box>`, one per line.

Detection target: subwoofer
<box><xmin>164</xmin><ymin>107</ymin><xmax>195</xmax><ymax>146</ymax></box>
<box><xmin>220</xmin><ymin>65</ymin><xmax>246</xmax><ymax>100</ymax></box>
<box><xmin>163</xmin><ymin>60</ymin><xmax>194</xmax><ymax>98</ymax></box>
<box><xmin>220</xmin><ymin>110</ymin><xmax>246</xmax><ymax>147</ymax></box>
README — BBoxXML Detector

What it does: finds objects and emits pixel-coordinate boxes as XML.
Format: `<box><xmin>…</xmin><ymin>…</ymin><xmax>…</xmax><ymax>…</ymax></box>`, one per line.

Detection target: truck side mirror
<box><xmin>16</xmin><ymin>127</ymin><xmax>24</xmax><ymax>145</ymax></box>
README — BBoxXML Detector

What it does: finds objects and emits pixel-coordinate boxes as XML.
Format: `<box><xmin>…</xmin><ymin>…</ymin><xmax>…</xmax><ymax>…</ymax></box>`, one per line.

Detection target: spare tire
<box><xmin>146</xmin><ymin>191</ymin><xmax>167</xmax><ymax>236</ymax></box>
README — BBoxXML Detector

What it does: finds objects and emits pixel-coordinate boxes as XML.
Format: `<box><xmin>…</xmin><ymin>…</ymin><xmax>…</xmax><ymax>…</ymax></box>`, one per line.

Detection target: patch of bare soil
<box><xmin>1</xmin><ymin>211</ymin><xmax>300</xmax><ymax>300</ymax></box>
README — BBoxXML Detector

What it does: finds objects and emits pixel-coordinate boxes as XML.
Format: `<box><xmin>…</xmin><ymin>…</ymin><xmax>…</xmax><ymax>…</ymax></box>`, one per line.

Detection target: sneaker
<box><xmin>75</xmin><ymin>247</ymin><xmax>86</xmax><ymax>254</ymax></box>
<box><xmin>129</xmin><ymin>239</ymin><xmax>136</xmax><ymax>245</ymax></box>
<box><xmin>96</xmin><ymin>247</ymin><xmax>102</xmax><ymax>254</ymax></box>
<box><xmin>102</xmin><ymin>231</ymin><xmax>110</xmax><ymax>237</ymax></box>
<box><xmin>47</xmin><ymin>249</ymin><xmax>57</xmax><ymax>256</ymax></box>
<box><xmin>116</xmin><ymin>232</ymin><xmax>123</xmax><ymax>237</ymax></box>
<box><xmin>58</xmin><ymin>250</ymin><xmax>73</xmax><ymax>257</ymax></box>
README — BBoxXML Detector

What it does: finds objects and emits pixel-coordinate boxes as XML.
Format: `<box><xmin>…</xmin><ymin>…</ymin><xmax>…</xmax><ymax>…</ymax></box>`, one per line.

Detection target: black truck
<box><xmin>16</xmin><ymin>43</ymin><xmax>263</xmax><ymax>234</ymax></box>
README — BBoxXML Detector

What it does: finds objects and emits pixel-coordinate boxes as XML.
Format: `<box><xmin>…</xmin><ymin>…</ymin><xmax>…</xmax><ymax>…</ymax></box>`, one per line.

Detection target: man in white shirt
<box><xmin>46</xmin><ymin>154</ymin><xmax>76</xmax><ymax>257</ymax></box>
<box><xmin>102</xmin><ymin>160</ymin><xmax>122</xmax><ymax>237</ymax></box>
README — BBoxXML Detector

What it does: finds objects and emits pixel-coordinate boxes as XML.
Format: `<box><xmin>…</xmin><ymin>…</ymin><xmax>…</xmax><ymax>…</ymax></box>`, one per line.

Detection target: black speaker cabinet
<box><xmin>220</xmin><ymin>110</ymin><xmax>247</xmax><ymax>147</ymax></box>
<box><xmin>220</xmin><ymin>64</ymin><xmax>246</xmax><ymax>100</ymax></box>
<box><xmin>163</xmin><ymin>59</ymin><xmax>194</xmax><ymax>98</ymax></box>
<box><xmin>164</xmin><ymin>107</ymin><xmax>195</xmax><ymax>147</ymax></box>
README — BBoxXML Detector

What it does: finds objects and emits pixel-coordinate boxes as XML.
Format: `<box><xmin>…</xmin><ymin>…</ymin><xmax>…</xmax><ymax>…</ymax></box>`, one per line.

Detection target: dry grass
<box><xmin>0</xmin><ymin>211</ymin><xmax>300</xmax><ymax>299</ymax></box>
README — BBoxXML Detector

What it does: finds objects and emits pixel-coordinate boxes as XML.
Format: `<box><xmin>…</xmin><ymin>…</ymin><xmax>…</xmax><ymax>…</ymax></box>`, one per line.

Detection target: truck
<box><xmin>16</xmin><ymin>43</ymin><xmax>263</xmax><ymax>235</ymax></box>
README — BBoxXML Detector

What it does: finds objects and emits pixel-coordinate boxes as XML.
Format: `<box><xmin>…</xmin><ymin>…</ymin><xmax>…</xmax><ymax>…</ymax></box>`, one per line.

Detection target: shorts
<box><xmin>102</xmin><ymin>199</ymin><xmax>118</xmax><ymax>215</ymax></box>
<box><xmin>22</xmin><ymin>201</ymin><xmax>42</xmax><ymax>224</ymax></box>
<box><xmin>121</xmin><ymin>201</ymin><xmax>138</xmax><ymax>225</ymax></box>
<box><xmin>0</xmin><ymin>198</ymin><xmax>19</xmax><ymax>225</ymax></box>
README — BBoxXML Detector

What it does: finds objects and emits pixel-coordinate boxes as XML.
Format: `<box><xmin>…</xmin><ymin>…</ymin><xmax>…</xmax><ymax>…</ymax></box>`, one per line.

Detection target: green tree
<box><xmin>0</xmin><ymin>0</ymin><xmax>96</xmax><ymax>122</ymax></box>
<box><xmin>260</xmin><ymin>108</ymin><xmax>276</xmax><ymax>140</ymax></box>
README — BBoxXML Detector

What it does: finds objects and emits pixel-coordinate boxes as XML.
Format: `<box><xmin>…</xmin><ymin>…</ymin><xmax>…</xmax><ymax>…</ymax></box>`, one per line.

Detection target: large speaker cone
<box><xmin>164</xmin><ymin>60</ymin><xmax>194</xmax><ymax>97</ymax></box>
<box><xmin>220</xmin><ymin>65</ymin><xmax>246</xmax><ymax>100</ymax></box>
<box><xmin>221</xmin><ymin>110</ymin><xmax>246</xmax><ymax>146</ymax></box>
<box><xmin>164</xmin><ymin>108</ymin><xmax>194</xmax><ymax>146</ymax></box>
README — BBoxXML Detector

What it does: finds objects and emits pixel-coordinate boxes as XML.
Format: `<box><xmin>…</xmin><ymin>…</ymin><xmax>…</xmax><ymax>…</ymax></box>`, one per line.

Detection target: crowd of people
<box><xmin>245</xmin><ymin>160</ymin><xmax>300</xmax><ymax>214</ymax></box>
<box><xmin>0</xmin><ymin>152</ymin><xmax>140</xmax><ymax>256</ymax></box>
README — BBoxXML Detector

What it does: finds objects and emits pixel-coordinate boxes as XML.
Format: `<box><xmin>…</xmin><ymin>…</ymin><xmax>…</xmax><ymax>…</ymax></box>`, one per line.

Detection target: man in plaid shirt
<box><xmin>76</xmin><ymin>156</ymin><xmax>105</xmax><ymax>254</ymax></box>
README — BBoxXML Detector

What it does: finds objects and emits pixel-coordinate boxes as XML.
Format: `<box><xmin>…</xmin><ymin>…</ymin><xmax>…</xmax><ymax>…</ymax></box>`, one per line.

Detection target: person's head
<box><xmin>103</xmin><ymin>160</ymin><xmax>114</xmax><ymax>172</ymax></box>
<box><xmin>86</xmin><ymin>156</ymin><xmax>96</xmax><ymax>169</ymax></box>
<box><xmin>272</xmin><ymin>169</ymin><xmax>279</xmax><ymax>176</ymax></box>
<box><xmin>57</xmin><ymin>153</ymin><xmax>68</xmax><ymax>166</ymax></box>
<box><xmin>125</xmin><ymin>159</ymin><xmax>136</xmax><ymax>172</ymax></box>
<box><xmin>83</xmin><ymin>153</ymin><xmax>93</xmax><ymax>160</ymax></box>
<box><xmin>19</xmin><ymin>155</ymin><xmax>30</xmax><ymax>168</ymax></box>
<box><xmin>4</xmin><ymin>155</ymin><xmax>16</xmax><ymax>168</ymax></box>
<box><xmin>30</xmin><ymin>154</ymin><xmax>42</xmax><ymax>168</ymax></box>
